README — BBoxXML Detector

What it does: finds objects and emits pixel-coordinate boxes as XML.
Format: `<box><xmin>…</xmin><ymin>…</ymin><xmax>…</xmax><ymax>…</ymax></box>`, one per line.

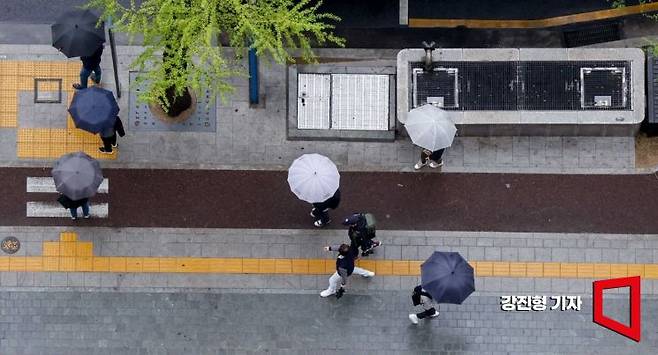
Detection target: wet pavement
<box><xmin>2</xmin><ymin>167</ymin><xmax>658</xmax><ymax>233</ymax></box>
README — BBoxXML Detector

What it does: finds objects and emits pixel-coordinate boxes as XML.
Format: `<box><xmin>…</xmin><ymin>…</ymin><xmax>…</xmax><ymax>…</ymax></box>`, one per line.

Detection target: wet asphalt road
<box><xmin>2</xmin><ymin>167</ymin><xmax>658</xmax><ymax>233</ymax></box>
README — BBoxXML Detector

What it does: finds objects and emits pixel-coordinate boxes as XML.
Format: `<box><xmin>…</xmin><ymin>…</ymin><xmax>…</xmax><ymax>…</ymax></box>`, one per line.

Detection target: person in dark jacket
<box><xmin>58</xmin><ymin>194</ymin><xmax>90</xmax><ymax>220</ymax></box>
<box><xmin>319</xmin><ymin>240</ymin><xmax>374</xmax><ymax>298</ymax></box>
<box><xmin>98</xmin><ymin>116</ymin><xmax>125</xmax><ymax>154</ymax></box>
<box><xmin>409</xmin><ymin>285</ymin><xmax>439</xmax><ymax>324</ymax></box>
<box><xmin>343</xmin><ymin>213</ymin><xmax>382</xmax><ymax>257</ymax></box>
<box><xmin>73</xmin><ymin>45</ymin><xmax>103</xmax><ymax>90</ymax></box>
<box><xmin>414</xmin><ymin>148</ymin><xmax>445</xmax><ymax>170</ymax></box>
<box><xmin>310</xmin><ymin>188</ymin><xmax>340</xmax><ymax>228</ymax></box>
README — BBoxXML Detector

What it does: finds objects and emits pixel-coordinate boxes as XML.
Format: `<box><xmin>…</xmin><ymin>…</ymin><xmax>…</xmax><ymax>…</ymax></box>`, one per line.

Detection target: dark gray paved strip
<box><xmin>0</xmin><ymin>291</ymin><xmax>655</xmax><ymax>354</ymax></box>
<box><xmin>2</xmin><ymin>168</ymin><xmax>658</xmax><ymax>233</ymax></box>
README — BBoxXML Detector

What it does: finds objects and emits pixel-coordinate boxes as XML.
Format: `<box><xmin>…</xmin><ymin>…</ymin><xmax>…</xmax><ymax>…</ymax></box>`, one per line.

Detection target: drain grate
<box><xmin>128</xmin><ymin>72</ymin><xmax>216</xmax><ymax>132</ymax></box>
<box><xmin>563</xmin><ymin>21</ymin><xmax>623</xmax><ymax>48</ymax></box>
<box><xmin>1</xmin><ymin>236</ymin><xmax>20</xmax><ymax>254</ymax></box>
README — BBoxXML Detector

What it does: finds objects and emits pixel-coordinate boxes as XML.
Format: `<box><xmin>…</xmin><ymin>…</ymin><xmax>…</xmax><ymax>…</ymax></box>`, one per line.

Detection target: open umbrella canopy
<box><xmin>405</xmin><ymin>104</ymin><xmax>457</xmax><ymax>151</ymax></box>
<box><xmin>287</xmin><ymin>154</ymin><xmax>340</xmax><ymax>203</ymax></box>
<box><xmin>51</xmin><ymin>9</ymin><xmax>105</xmax><ymax>58</ymax></box>
<box><xmin>421</xmin><ymin>251</ymin><xmax>475</xmax><ymax>304</ymax></box>
<box><xmin>52</xmin><ymin>151</ymin><xmax>103</xmax><ymax>201</ymax></box>
<box><xmin>68</xmin><ymin>86</ymin><xmax>119</xmax><ymax>134</ymax></box>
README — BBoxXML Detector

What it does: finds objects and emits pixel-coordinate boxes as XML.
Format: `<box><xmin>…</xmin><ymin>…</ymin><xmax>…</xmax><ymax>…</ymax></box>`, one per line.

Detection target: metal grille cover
<box><xmin>331</xmin><ymin>74</ymin><xmax>389</xmax><ymax>131</ymax></box>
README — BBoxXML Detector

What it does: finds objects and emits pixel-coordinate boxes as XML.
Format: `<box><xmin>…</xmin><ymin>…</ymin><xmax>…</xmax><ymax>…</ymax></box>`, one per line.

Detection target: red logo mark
<box><xmin>592</xmin><ymin>276</ymin><xmax>641</xmax><ymax>342</ymax></box>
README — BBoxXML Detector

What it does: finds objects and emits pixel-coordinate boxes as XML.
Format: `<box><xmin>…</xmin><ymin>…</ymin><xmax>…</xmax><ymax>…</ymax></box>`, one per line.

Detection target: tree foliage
<box><xmin>85</xmin><ymin>0</ymin><xmax>344</xmax><ymax>110</ymax></box>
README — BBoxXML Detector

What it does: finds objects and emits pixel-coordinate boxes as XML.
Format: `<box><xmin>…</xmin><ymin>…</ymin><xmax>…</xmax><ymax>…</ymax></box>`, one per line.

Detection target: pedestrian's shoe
<box><xmin>361</xmin><ymin>271</ymin><xmax>375</xmax><ymax>278</ymax></box>
<box><xmin>314</xmin><ymin>219</ymin><xmax>330</xmax><ymax>228</ymax></box>
<box><xmin>429</xmin><ymin>159</ymin><xmax>444</xmax><ymax>169</ymax></box>
<box><xmin>111</xmin><ymin>143</ymin><xmax>118</xmax><ymax>148</ymax></box>
<box><xmin>90</xmin><ymin>73</ymin><xmax>101</xmax><ymax>85</ymax></box>
<box><xmin>430</xmin><ymin>310</ymin><xmax>440</xmax><ymax>318</ymax></box>
<box><xmin>98</xmin><ymin>147</ymin><xmax>113</xmax><ymax>154</ymax></box>
<box><xmin>72</xmin><ymin>83</ymin><xmax>84</xmax><ymax>90</ymax></box>
<box><xmin>414</xmin><ymin>160</ymin><xmax>427</xmax><ymax>170</ymax></box>
<box><xmin>409</xmin><ymin>314</ymin><xmax>419</xmax><ymax>325</ymax></box>
<box><xmin>71</xmin><ymin>216</ymin><xmax>77</xmax><ymax>220</ymax></box>
<box><xmin>83</xmin><ymin>214</ymin><xmax>90</xmax><ymax>219</ymax></box>
<box><xmin>320</xmin><ymin>289</ymin><xmax>335</xmax><ymax>297</ymax></box>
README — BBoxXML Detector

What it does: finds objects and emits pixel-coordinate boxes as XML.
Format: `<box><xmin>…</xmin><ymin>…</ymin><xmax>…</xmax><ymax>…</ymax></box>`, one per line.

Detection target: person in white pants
<box><xmin>320</xmin><ymin>242</ymin><xmax>374</xmax><ymax>298</ymax></box>
<box><xmin>409</xmin><ymin>285</ymin><xmax>440</xmax><ymax>324</ymax></box>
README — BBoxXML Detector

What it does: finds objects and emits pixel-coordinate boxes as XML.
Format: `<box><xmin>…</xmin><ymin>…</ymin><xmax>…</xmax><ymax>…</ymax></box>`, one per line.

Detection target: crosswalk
<box><xmin>25</xmin><ymin>177</ymin><xmax>109</xmax><ymax>218</ymax></box>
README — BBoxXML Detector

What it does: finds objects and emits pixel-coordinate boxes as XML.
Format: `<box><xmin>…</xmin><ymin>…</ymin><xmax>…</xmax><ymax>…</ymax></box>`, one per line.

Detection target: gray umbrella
<box><xmin>52</xmin><ymin>151</ymin><xmax>103</xmax><ymax>200</ymax></box>
<box><xmin>421</xmin><ymin>251</ymin><xmax>475</xmax><ymax>304</ymax></box>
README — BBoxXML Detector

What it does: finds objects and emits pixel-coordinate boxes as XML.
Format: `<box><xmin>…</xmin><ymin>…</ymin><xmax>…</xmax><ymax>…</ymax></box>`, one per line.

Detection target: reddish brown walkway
<box><xmin>2</xmin><ymin>167</ymin><xmax>658</xmax><ymax>233</ymax></box>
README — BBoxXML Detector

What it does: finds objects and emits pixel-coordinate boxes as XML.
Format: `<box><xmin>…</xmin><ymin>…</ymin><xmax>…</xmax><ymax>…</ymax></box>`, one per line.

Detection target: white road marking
<box><xmin>26</xmin><ymin>202</ymin><xmax>109</xmax><ymax>218</ymax></box>
<box><xmin>26</xmin><ymin>177</ymin><xmax>109</xmax><ymax>193</ymax></box>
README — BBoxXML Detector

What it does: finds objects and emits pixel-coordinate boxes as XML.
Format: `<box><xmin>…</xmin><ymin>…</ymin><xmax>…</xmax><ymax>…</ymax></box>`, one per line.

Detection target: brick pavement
<box><xmin>0</xmin><ymin>291</ymin><xmax>655</xmax><ymax>354</ymax></box>
<box><xmin>0</xmin><ymin>44</ymin><xmax>639</xmax><ymax>174</ymax></box>
<box><xmin>0</xmin><ymin>26</ymin><xmax>654</xmax><ymax>355</ymax></box>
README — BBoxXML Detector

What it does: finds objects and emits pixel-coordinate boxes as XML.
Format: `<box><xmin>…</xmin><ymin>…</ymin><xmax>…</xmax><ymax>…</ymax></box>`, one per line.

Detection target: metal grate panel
<box><xmin>580</xmin><ymin>67</ymin><xmax>626</xmax><ymax>109</ymax></box>
<box><xmin>128</xmin><ymin>72</ymin><xmax>216</xmax><ymax>132</ymax></box>
<box><xmin>410</xmin><ymin>61</ymin><xmax>631</xmax><ymax>111</ymax></box>
<box><xmin>331</xmin><ymin>74</ymin><xmax>389</xmax><ymax>131</ymax></box>
<box><xmin>648</xmin><ymin>54</ymin><xmax>658</xmax><ymax>123</ymax></box>
<box><xmin>297</xmin><ymin>74</ymin><xmax>331</xmax><ymax>129</ymax></box>
<box><xmin>563</xmin><ymin>22</ymin><xmax>623</xmax><ymax>48</ymax></box>
<box><xmin>412</xmin><ymin>67</ymin><xmax>459</xmax><ymax>108</ymax></box>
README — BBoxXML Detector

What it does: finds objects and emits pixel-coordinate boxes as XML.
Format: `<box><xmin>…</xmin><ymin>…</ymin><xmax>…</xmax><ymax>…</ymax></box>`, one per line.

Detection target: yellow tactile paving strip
<box><xmin>409</xmin><ymin>2</ymin><xmax>658</xmax><ymax>28</ymax></box>
<box><xmin>0</xmin><ymin>232</ymin><xmax>656</xmax><ymax>279</ymax></box>
<box><xmin>0</xmin><ymin>60</ymin><xmax>115</xmax><ymax>160</ymax></box>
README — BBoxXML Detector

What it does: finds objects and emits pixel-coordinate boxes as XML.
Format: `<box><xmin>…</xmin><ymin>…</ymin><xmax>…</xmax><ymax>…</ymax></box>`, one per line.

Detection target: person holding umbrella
<box><xmin>414</xmin><ymin>148</ymin><xmax>445</xmax><ymax>170</ymax></box>
<box><xmin>99</xmin><ymin>116</ymin><xmax>125</xmax><ymax>154</ymax></box>
<box><xmin>57</xmin><ymin>194</ymin><xmax>91</xmax><ymax>220</ymax></box>
<box><xmin>405</xmin><ymin>104</ymin><xmax>456</xmax><ymax>171</ymax></box>
<box><xmin>408</xmin><ymin>285</ymin><xmax>440</xmax><ymax>324</ymax></box>
<box><xmin>287</xmin><ymin>154</ymin><xmax>341</xmax><ymax>228</ymax></box>
<box><xmin>409</xmin><ymin>251</ymin><xmax>475</xmax><ymax>324</ymax></box>
<box><xmin>73</xmin><ymin>45</ymin><xmax>104</xmax><ymax>90</ymax></box>
<box><xmin>67</xmin><ymin>86</ymin><xmax>121</xmax><ymax>153</ymax></box>
<box><xmin>52</xmin><ymin>151</ymin><xmax>103</xmax><ymax>220</ymax></box>
<box><xmin>51</xmin><ymin>9</ymin><xmax>106</xmax><ymax>89</ymax></box>
<box><xmin>310</xmin><ymin>188</ymin><xmax>340</xmax><ymax>228</ymax></box>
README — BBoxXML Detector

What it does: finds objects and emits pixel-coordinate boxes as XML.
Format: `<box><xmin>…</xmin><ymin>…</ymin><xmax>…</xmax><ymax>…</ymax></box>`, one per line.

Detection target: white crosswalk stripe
<box><xmin>26</xmin><ymin>177</ymin><xmax>109</xmax><ymax>193</ymax></box>
<box><xmin>26</xmin><ymin>202</ymin><xmax>109</xmax><ymax>218</ymax></box>
<box><xmin>25</xmin><ymin>177</ymin><xmax>110</xmax><ymax>218</ymax></box>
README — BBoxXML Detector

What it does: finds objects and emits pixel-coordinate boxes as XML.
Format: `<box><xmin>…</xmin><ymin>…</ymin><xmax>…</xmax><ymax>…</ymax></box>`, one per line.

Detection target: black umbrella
<box><xmin>421</xmin><ymin>251</ymin><xmax>475</xmax><ymax>304</ymax></box>
<box><xmin>68</xmin><ymin>86</ymin><xmax>119</xmax><ymax>134</ymax></box>
<box><xmin>52</xmin><ymin>9</ymin><xmax>105</xmax><ymax>58</ymax></box>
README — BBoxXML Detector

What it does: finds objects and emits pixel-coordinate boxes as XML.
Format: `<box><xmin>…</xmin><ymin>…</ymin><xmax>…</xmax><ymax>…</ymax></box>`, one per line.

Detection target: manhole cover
<box><xmin>1</xmin><ymin>236</ymin><xmax>20</xmax><ymax>254</ymax></box>
<box><xmin>128</xmin><ymin>72</ymin><xmax>217</xmax><ymax>132</ymax></box>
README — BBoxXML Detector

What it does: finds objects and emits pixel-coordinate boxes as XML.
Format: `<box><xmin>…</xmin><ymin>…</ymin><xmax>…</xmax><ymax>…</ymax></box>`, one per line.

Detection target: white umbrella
<box><xmin>405</xmin><ymin>104</ymin><xmax>457</xmax><ymax>151</ymax></box>
<box><xmin>287</xmin><ymin>154</ymin><xmax>340</xmax><ymax>203</ymax></box>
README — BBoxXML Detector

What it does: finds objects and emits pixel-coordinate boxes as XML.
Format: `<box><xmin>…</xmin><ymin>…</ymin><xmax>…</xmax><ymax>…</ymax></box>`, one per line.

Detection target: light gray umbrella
<box><xmin>405</xmin><ymin>104</ymin><xmax>457</xmax><ymax>151</ymax></box>
<box><xmin>287</xmin><ymin>154</ymin><xmax>340</xmax><ymax>203</ymax></box>
<box><xmin>52</xmin><ymin>151</ymin><xmax>103</xmax><ymax>200</ymax></box>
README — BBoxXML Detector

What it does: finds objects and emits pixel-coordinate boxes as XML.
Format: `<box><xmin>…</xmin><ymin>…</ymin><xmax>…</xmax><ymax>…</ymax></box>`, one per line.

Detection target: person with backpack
<box><xmin>342</xmin><ymin>213</ymin><xmax>382</xmax><ymax>257</ymax></box>
<box><xmin>319</xmin><ymin>240</ymin><xmax>374</xmax><ymax>298</ymax></box>
<box><xmin>409</xmin><ymin>285</ymin><xmax>440</xmax><ymax>324</ymax></box>
<box><xmin>310</xmin><ymin>188</ymin><xmax>340</xmax><ymax>228</ymax></box>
